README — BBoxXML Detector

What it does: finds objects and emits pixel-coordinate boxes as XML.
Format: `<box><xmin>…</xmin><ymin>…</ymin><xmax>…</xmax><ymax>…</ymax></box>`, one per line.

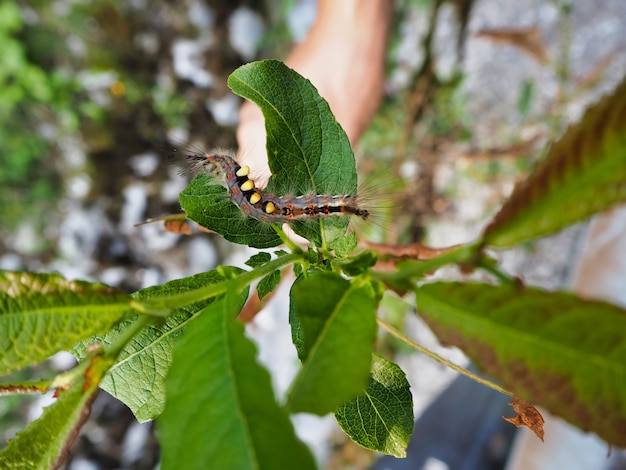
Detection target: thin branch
<box><xmin>377</xmin><ymin>317</ymin><xmax>513</xmax><ymax>397</ymax></box>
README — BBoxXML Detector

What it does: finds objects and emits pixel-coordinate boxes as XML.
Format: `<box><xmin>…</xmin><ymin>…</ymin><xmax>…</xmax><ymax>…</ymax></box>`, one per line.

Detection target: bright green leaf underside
<box><xmin>0</xmin><ymin>271</ymin><xmax>131</xmax><ymax>376</ymax></box>
<box><xmin>416</xmin><ymin>282</ymin><xmax>626</xmax><ymax>446</ymax></box>
<box><xmin>72</xmin><ymin>268</ymin><xmax>245</xmax><ymax>422</ymax></box>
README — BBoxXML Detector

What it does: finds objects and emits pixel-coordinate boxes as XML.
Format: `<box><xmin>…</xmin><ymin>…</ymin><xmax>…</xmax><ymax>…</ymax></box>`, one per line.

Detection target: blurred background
<box><xmin>1</xmin><ymin>0</ymin><xmax>626</xmax><ymax>468</ymax></box>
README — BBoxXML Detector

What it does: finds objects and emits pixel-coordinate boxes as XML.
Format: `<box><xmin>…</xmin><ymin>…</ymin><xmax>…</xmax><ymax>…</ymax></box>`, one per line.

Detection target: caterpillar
<box><xmin>177</xmin><ymin>149</ymin><xmax>370</xmax><ymax>223</ymax></box>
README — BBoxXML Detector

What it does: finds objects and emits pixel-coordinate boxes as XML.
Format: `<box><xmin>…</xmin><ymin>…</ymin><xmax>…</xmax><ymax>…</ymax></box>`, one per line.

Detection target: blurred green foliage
<box><xmin>0</xmin><ymin>0</ymin><xmax>196</xmax><ymax>232</ymax></box>
<box><xmin>0</xmin><ymin>0</ymin><xmax>80</xmax><ymax>230</ymax></box>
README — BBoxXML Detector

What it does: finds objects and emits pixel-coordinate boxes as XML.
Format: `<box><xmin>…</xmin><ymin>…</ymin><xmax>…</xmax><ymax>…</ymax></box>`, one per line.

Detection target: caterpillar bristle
<box><xmin>348</xmin><ymin>166</ymin><xmax>410</xmax><ymax>244</ymax></box>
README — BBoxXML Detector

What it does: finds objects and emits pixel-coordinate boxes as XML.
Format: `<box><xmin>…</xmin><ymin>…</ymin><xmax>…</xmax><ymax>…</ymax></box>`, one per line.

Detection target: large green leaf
<box><xmin>415</xmin><ymin>282</ymin><xmax>626</xmax><ymax>446</ymax></box>
<box><xmin>482</xmin><ymin>75</ymin><xmax>626</xmax><ymax>247</ymax></box>
<box><xmin>0</xmin><ymin>271</ymin><xmax>131</xmax><ymax>376</ymax></box>
<box><xmin>0</xmin><ymin>354</ymin><xmax>110</xmax><ymax>469</ymax></box>
<box><xmin>335</xmin><ymin>353</ymin><xmax>414</xmax><ymax>457</ymax></box>
<box><xmin>287</xmin><ymin>272</ymin><xmax>377</xmax><ymax>414</ymax></box>
<box><xmin>158</xmin><ymin>294</ymin><xmax>315</xmax><ymax>470</ymax></box>
<box><xmin>182</xmin><ymin>60</ymin><xmax>358</xmax><ymax>247</ymax></box>
<box><xmin>228</xmin><ymin>60</ymin><xmax>357</xmax><ymax>197</ymax></box>
<box><xmin>72</xmin><ymin>268</ymin><xmax>244</xmax><ymax>422</ymax></box>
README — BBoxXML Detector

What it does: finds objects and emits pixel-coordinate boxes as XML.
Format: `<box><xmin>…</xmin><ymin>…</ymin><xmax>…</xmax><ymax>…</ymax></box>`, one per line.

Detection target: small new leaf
<box><xmin>258</xmin><ymin>270</ymin><xmax>280</xmax><ymax>300</ymax></box>
<box><xmin>293</xmin><ymin>263</ymin><xmax>303</xmax><ymax>278</ymax></box>
<box><xmin>245</xmin><ymin>252</ymin><xmax>272</xmax><ymax>268</ymax></box>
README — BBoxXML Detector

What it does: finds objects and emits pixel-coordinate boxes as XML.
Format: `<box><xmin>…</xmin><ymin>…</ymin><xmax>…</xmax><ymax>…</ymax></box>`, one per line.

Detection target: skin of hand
<box><xmin>236</xmin><ymin>0</ymin><xmax>394</xmax><ymax>188</ymax></box>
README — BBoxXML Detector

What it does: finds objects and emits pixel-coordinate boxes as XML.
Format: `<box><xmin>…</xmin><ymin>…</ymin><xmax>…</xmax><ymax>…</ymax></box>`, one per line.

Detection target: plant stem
<box><xmin>272</xmin><ymin>224</ymin><xmax>304</xmax><ymax>253</ymax></box>
<box><xmin>104</xmin><ymin>314</ymin><xmax>153</xmax><ymax>359</ymax></box>
<box><xmin>371</xmin><ymin>242</ymin><xmax>479</xmax><ymax>284</ymax></box>
<box><xmin>133</xmin><ymin>252</ymin><xmax>302</xmax><ymax>312</ymax></box>
<box><xmin>319</xmin><ymin>218</ymin><xmax>329</xmax><ymax>251</ymax></box>
<box><xmin>479</xmin><ymin>260</ymin><xmax>517</xmax><ymax>286</ymax></box>
<box><xmin>377</xmin><ymin>317</ymin><xmax>513</xmax><ymax>397</ymax></box>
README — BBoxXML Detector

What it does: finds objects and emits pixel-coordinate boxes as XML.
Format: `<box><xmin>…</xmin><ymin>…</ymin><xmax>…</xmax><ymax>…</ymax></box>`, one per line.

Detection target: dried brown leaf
<box><xmin>503</xmin><ymin>396</ymin><xmax>545</xmax><ymax>441</ymax></box>
<box><xmin>163</xmin><ymin>219</ymin><xmax>192</xmax><ymax>235</ymax></box>
<box><xmin>134</xmin><ymin>213</ymin><xmax>207</xmax><ymax>235</ymax></box>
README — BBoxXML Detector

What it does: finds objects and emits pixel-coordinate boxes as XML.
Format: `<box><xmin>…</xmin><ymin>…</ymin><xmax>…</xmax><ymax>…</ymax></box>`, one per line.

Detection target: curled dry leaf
<box><xmin>134</xmin><ymin>213</ymin><xmax>216</xmax><ymax>235</ymax></box>
<box><xmin>134</xmin><ymin>213</ymin><xmax>186</xmax><ymax>227</ymax></box>
<box><xmin>503</xmin><ymin>396</ymin><xmax>545</xmax><ymax>441</ymax></box>
<box><xmin>134</xmin><ymin>213</ymin><xmax>191</xmax><ymax>234</ymax></box>
<box><xmin>163</xmin><ymin>219</ymin><xmax>192</xmax><ymax>235</ymax></box>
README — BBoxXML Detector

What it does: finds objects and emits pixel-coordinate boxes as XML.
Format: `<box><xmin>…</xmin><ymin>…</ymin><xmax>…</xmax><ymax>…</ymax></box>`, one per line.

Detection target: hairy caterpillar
<box><xmin>177</xmin><ymin>148</ymin><xmax>370</xmax><ymax>223</ymax></box>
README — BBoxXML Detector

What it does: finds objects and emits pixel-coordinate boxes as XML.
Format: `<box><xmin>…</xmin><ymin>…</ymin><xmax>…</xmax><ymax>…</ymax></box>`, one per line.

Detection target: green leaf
<box><xmin>158</xmin><ymin>294</ymin><xmax>315</xmax><ymax>470</ymax></box>
<box><xmin>257</xmin><ymin>270</ymin><xmax>280</xmax><ymax>300</ymax></box>
<box><xmin>337</xmin><ymin>250</ymin><xmax>377</xmax><ymax>277</ymax></box>
<box><xmin>335</xmin><ymin>354</ymin><xmax>414</xmax><ymax>457</ymax></box>
<box><xmin>287</xmin><ymin>272</ymin><xmax>378</xmax><ymax>414</ymax></box>
<box><xmin>0</xmin><ymin>271</ymin><xmax>132</xmax><ymax>376</ymax></box>
<box><xmin>293</xmin><ymin>263</ymin><xmax>303</xmax><ymax>278</ymax></box>
<box><xmin>329</xmin><ymin>231</ymin><xmax>357</xmax><ymax>258</ymax></box>
<box><xmin>245</xmin><ymin>251</ymin><xmax>272</xmax><ymax>268</ymax></box>
<box><xmin>72</xmin><ymin>268</ymin><xmax>245</xmax><ymax>422</ymax></box>
<box><xmin>483</xmin><ymin>75</ymin><xmax>626</xmax><ymax>247</ymax></box>
<box><xmin>228</xmin><ymin>60</ymin><xmax>358</xmax><ymax>247</ymax></box>
<box><xmin>415</xmin><ymin>282</ymin><xmax>626</xmax><ymax>447</ymax></box>
<box><xmin>0</xmin><ymin>1</ymin><xmax>22</xmax><ymax>34</ymax></box>
<box><xmin>306</xmin><ymin>247</ymin><xmax>318</xmax><ymax>265</ymax></box>
<box><xmin>179</xmin><ymin>175</ymin><xmax>282</xmax><ymax>249</ymax></box>
<box><xmin>0</xmin><ymin>355</ymin><xmax>111</xmax><ymax>469</ymax></box>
